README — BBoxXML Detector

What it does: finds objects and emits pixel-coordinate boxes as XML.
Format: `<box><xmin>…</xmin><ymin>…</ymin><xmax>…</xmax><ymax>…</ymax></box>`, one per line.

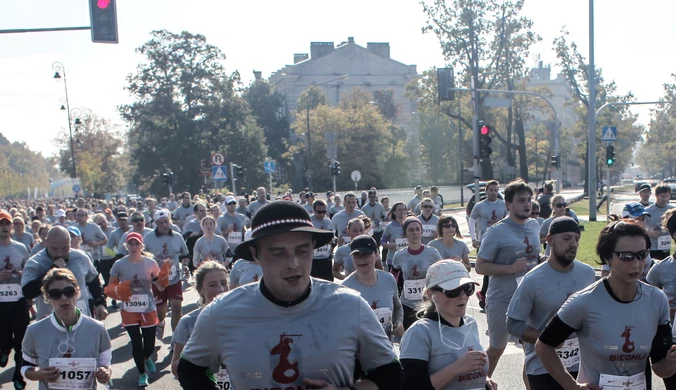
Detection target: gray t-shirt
<box><xmin>105</xmin><ymin>226</ymin><xmax>131</xmax><ymax>257</ymax></box>
<box><xmin>110</xmin><ymin>256</ymin><xmax>160</xmax><ymax>313</ymax></box>
<box><xmin>247</xmin><ymin>199</ymin><xmax>271</xmax><ymax>219</ymax></box>
<box><xmin>341</xmin><ymin>270</ymin><xmax>403</xmax><ymax>336</ymax></box>
<box><xmin>428</xmin><ymin>239</ymin><xmax>470</xmax><ymax>261</ymax></box>
<box><xmin>407</xmin><ymin>196</ymin><xmax>422</xmax><ymax>213</ymax></box>
<box><xmin>361</xmin><ymin>203</ymin><xmax>385</xmax><ymax>232</ymax></box>
<box><xmin>183</xmin><ymin>218</ymin><xmax>203</xmax><ymax>235</ymax></box>
<box><xmin>117</xmin><ymin>228</ymin><xmax>154</xmax><ymax>256</ymax></box>
<box><xmin>142</xmin><ymin>230</ymin><xmax>189</xmax><ymax>286</ymax></box>
<box><xmin>76</xmin><ymin>222</ymin><xmax>107</xmax><ymax>261</ymax></box>
<box><xmin>556</xmin><ymin>280</ymin><xmax>670</xmax><ymax>384</ymax></box>
<box><xmin>392</xmin><ymin>246</ymin><xmax>442</xmax><ymax>308</ymax></box>
<box><xmin>173</xmin><ymin>307</ymin><xmax>204</xmax><ymax>348</ymax></box>
<box><xmin>172</xmin><ymin>203</ymin><xmax>194</xmax><ymax>226</ymax></box>
<box><xmin>400</xmin><ymin>315</ymin><xmax>486</xmax><ymax>390</ymax></box>
<box><xmin>418</xmin><ymin>215</ymin><xmax>440</xmax><ymax>245</ymax></box>
<box><xmin>229</xmin><ymin>259</ymin><xmax>262</xmax><ymax>287</ymax></box>
<box><xmin>329</xmin><ymin>204</ymin><xmax>345</xmax><ymax>217</ymax></box>
<box><xmin>193</xmin><ymin>235</ymin><xmax>229</xmax><ymax>267</ymax></box>
<box><xmin>30</xmin><ymin>243</ymin><xmax>45</xmax><ymax>256</ymax></box>
<box><xmin>645</xmin><ymin>203</ymin><xmax>675</xmax><ymax>251</ymax></box>
<box><xmin>12</xmin><ymin>232</ymin><xmax>33</xmax><ymax>252</ymax></box>
<box><xmin>0</xmin><ymin>240</ymin><xmax>29</xmax><ymax>288</ymax></box>
<box><xmin>334</xmin><ymin>245</ymin><xmax>355</xmax><ymax>276</ymax></box>
<box><xmin>477</xmin><ymin>218</ymin><xmax>541</xmax><ymax>303</ymax></box>
<box><xmin>470</xmin><ymin>199</ymin><xmax>507</xmax><ymax>240</ymax></box>
<box><xmin>647</xmin><ymin>255</ymin><xmax>676</xmax><ymax>328</ymax></box>
<box><xmin>381</xmin><ymin>221</ymin><xmax>404</xmax><ymax>264</ymax></box>
<box><xmin>22</xmin><ymin>250</ymin><xmax>99</xmax><ymax>319</ymax></box>
<box><xmin>181</xmin><ymin>279</ymin><xmax>397</xmax><ymax>389</ymax></box>
<box><xmin>216</xmin><ymin>213</ymin><xmax>246</xmax><ymax>250</ymax></box>
<box><xmin>22</xmin><ymin>314</ymin><xmax>112</xmax><ymax>390</ymax></box>
<box><xmin>331</xmin><ymin>209</ymin><xmax>365</xmax><ymax>239</ymax></box>
<box><xmin>507</xmin><ymin>260</ymin><xmax>595</xmax><ymax>375</ymax></box>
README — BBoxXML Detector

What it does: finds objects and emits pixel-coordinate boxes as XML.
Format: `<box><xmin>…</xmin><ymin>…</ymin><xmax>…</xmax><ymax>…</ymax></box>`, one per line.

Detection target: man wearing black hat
<box><xmin>178</xmin><ymin>201</ymin><xmax>402</xmax><ymax>390</ymax></box>
<box><xmin>638</xmin><ymin>183</ymin><xmax>654</xmax><ymax>208</ymax></box>
<box><xmin>506</xmin><ymin>217</ymin><xmax>595</xmax><ymax>389</ymax></box>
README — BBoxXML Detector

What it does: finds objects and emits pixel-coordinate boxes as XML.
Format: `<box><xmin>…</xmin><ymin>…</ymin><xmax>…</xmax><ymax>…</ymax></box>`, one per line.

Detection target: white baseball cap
<box><xmin>56</xmin><ymin>209</ymin><xmax>66</xmax><ymax>218</ymax></box>
<box><xmin>426</xmin><ymin>260</ymin><xmax>478</xmax><ymax>291</ymax></box>
<box><xmin>153</xmin><ymin>210</ymin><xmax>170</xmax><ymax>221</ymax></box>
<box><xmin>225</xmin><ymin>196</ymin><xmax>237</xmax><ymax>204</ymax></box>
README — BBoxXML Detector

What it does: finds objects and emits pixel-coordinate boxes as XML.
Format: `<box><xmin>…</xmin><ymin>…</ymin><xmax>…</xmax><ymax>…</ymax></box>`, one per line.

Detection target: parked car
<box><xmin>663</xmin><ymin>178</ymin><xmax>676</xmax><ymax>199</ymax></box>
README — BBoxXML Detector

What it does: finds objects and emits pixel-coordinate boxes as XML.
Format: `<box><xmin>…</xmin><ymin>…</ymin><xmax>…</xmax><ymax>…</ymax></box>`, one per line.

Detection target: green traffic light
<box><xmin>607</xmin><ymin>158</ymin><xmax>614</xmax><ymax>165</ymax></box>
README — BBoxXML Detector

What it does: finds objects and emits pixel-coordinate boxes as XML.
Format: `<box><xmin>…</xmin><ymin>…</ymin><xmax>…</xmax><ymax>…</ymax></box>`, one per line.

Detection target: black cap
<box><xmin>305</xmin><ymin>192</ymin><xmax>315</xmax><ymax>198</ymax></box>
<box><xmin>350</xmin><ymin>234</ymin><xmax>379</xmax><ymax>256</ymax></box>
<box><xmin>548</xmin><ymin>216</ymin><xmax>581</xmax><ymax>235</ymax></box>
<box><xmin>116</xmin><ymin>211</ymin><xmax>129</xmax><ymax>219</ymax></box>
<box><xmin>639</xmin><ymin>184</ymin><xmax>651</xmax><ymax>192</ymax></box>
<box><xmin>415</xmin><ymin>185</ymin><xmax>423</xmax><ymax>190</ymax></box>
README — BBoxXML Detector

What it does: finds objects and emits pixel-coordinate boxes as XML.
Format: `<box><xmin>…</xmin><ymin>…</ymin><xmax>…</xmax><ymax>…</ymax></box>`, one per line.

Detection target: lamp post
<box><xmin>305</xmin><ymin>75</ymin><xmax>349</xmax><ymax>188</ymax></box>
<box><xmin>52</xmin><ymin>61</ymin><xmax>78</xmax><ymax>179</ymax></box>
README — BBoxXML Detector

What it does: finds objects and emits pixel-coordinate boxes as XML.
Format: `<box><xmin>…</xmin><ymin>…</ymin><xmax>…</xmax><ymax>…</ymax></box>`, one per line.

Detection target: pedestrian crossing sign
<box><xmin>212</xmin><ymin>166</ymin><xmax>228</xmax><ymax>181</ymax></box>
<box><xmin>601</xmin><ymin>126</ymin><xmax>617</xmax><ymax>142</ymax></box>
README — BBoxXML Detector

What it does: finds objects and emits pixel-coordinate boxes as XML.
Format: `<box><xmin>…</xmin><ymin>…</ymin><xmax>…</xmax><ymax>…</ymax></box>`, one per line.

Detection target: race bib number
<box><xmin>214</xmin><ymin>368</ymin><xmax>233</xmax><ymax>390</ymax></box>
<box><xmin>599</xmin><ymin>372</ymin><xmax>645</xmax><ymax>390</ymax></box>
<box><xmin>434</xmin><ymin>204</ymin><xmax>440</xmax><ymax>213</ymax></box>
<box><xmin>123</xmin><ymin>294</ymin><xmax>149</xmax><ymax>313</ymax></box>
<box><xmin>422</xmin><ymin>225</ymin><xmax>436</xmax><ymax>238</ymax></box>
<box><xmin>0</xmin><ymin>284</ymin><xmax>22</xmax><ymax>302</ymax></box>
<box><xmin>168</xmin><ymin>263</ymin><xmax>178</xmax><ymax>280</ymax></box>
<box><xmin>227</xmin><ymin>232</ymin><xmax>243</xmax><ymax>245</ymax></box>
<box><xmin>395</xmin><ymin>238</ymin><xmax>408</xmax><ymax>250</ymax></box>
<box><xmin>658</xmin><ymin>235</ymin><xmax>671</xmax><ymax>251</ymax></box>
<box><xmin>556</xmin><ymin>338</ymin><xmax>580</xmax><ymax>368</ymax></box>
<box><xmin>374</xmin><ymin>307</ymin><xmax>392</xmax><ymax>326</ymax></box>
<box><xmin>48</xmin><ymin>358</ymin><xmax>96</xmax><ymax>389</ymax></box>
<box><xmin>404</xmin><ymin>279</ymin><xmax>425</xmax><ymax>301</ymax></box>
<box><xmin>313</xmin><ymin>245</ymin><xmax>330</xmax><ymax>258</ymax></box>
<box><xmin>341</xmin><ymin>236</ymin><xmax>352</xmax><ymax>245</ymax></box>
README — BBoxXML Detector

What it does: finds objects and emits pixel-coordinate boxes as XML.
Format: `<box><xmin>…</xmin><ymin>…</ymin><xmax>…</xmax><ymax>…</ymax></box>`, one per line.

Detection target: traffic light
<box><xmin>479</xmin><ymin>123</ymin><xmax>493</xmax><ymax>159</ymax></box>
<box><xmin>437</xmin><ymin>67</ymin><xmax>455</xmax><ymax>101</ymax></box>
<box><xmin>551</xmin><ymin>154</ymin><xmax>559</xmax><ymax>168</ymax></box>
<box><xmin>335</xmin><ymin>161</ymin><xmax>341</xmax><ymax>175</ymax></box>
<box><xmin>162</xmin><ymin>173</ymin><xmax>170</xmax><ymax>185</ymax></box>
<box><xmin>234</xmin><ymin>164</ymin><xmax>244</xmax><ymax>178</ymax></box>
<box><xmin>606</xmin><ymin>145</ymin><xmax>615</xmax><ymax>166</ymax></box>
<box><xmin>89</xmin><ymin>0</ymin><xmax>119</xmax><ymax>44</ymax></box>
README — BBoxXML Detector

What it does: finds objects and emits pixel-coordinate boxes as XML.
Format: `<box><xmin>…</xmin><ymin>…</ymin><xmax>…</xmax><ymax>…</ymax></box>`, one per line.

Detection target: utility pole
<box><xmin>587</xmin><ymin>0</ymin><xmax>597</xmax><ymax>220</ymax></box>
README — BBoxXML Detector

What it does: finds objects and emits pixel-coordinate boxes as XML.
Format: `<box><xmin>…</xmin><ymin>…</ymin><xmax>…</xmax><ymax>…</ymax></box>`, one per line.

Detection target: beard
<box><xmin>552</xmin><ymin>245</ymin><xmax>576</xmax><ymax>266</ymax></box>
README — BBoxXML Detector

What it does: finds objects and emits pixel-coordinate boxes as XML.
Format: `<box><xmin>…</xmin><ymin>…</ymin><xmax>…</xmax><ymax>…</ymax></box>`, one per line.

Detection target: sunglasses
<box><xmin>227</xmin><ymin>202</ymin><xmax>236</xmax><ymax>205</ymax></box>
<box><xmin>76</xmin><ymin>214</ymin><xmax>88</xmax><ymax>217</ymax></box>
<box><xmin>554</xmin><ymin>203</ymin><xmax>567</xmax><ymax>208</ymax></box>
<box><xmin>422</xmin><ymin>205</ymin><xmax>434</xmax><ymax>209</ymax></box>
<box><xmin>131</xmin><ymin>218</ymin><xmax>145</xmax><ymax>223</ymax></box>
<box><xmin>530</xmin><ymin>211</ymin><xmax>540</xmax><ymax>215</ymax></box>
<box><xmin>442</xmin><ymin>223</ymin><xmax>457</xmax><ymax>229</ymax></box>
<box><xmin>48</xmin><ymin>286</ymin><xmax>77</xmax><ymax>300</ymax></box>
<box><xmin>614</xmin><ymin>250</ymin><xmax>649</xmax><ymax>262</ymax></box>
<box><xmin>432</xmin><ymin>283</ymin><xmax>475</xmax><ymax>298</ymax></box>
<box><xmin>314</xmin><ymin>210</ymin><xmax>327</xmax><ymax>214</ymax></box>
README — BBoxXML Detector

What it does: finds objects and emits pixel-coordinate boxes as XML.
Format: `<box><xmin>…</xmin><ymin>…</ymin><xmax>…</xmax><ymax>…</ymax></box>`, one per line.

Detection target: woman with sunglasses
<box><xmin>107</xmin><ymin>232</ymin><xmax>167</xmax><ymax>387</ymax></box>
<box><xmin>418</xmin><ymin>198</ymin><xmax>440</xmax><ymax>245</ymax></box>
<box><xmin>646</xmin><ymin>208</ymin><xmax>676</xmax><ymax>388</ymax></box>
<box><xmin>400</xmin><ymin>259</ymin><xmax>496</xmax><ymax>390</ymax></box>
<box><xmin>601</xmin><ymin>203</ymin><xmax>654</xmax><ymax>280</ymax></box>
<box><xmin>342</xmin><ymin>235</ymin><xmax>404</xmax><ymax>341</ymax></box>
<box><xmin>381</xmin><ymin>202</ymin><xmax>407</xmax><ymax>272</ymax></box>
<box><xmin>171</xmin><ymin>261</ymin><xmax>229</xmax><ymax>379</ymax></box>
<box><xmin>392</xmin><ymin>216</ymin><xmax>442</xmax><ymax>329</ymax></box>
<box><xmin>192</xmin><ymin>216</ymin><xmax>229</xmax><ymax>269</ymax></box>
<box><xmin>536</xmin><ymin>220</ymin><xmax>676</xmax><ymax>390</ymax></box>
<box><xmin>429</xmin><ymin>216</ymin><xmax>470</xmax><ymax>272</ymax></box>
<box><xmin>21</xmin><ymin>268</ymin><xmax>112</xmax><ymax>389</ymax></box>
<box><xmin>333</xmin><ymin>217</ymin><xmax>371</xmax><ymax>280</ymax></box>
<box><xmin>530</xmin><ymin>201</ymin><xmax>544</xmax><ymax>226</ymax></box>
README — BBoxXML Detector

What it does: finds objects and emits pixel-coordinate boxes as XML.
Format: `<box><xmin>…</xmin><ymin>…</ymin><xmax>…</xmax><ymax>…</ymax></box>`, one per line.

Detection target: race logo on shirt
<box><xmin>271</xmin><ymin>333</ymin><xmax>302</xmax><ymax>384</ymax></box>
<box><xmin>412</xmin><ymin>265</ymin><xmax>419</xmax><ymax>277</ymax></box>
<box><xmin>132</xmin><ymin>274</ymin><xmax>140</xmax><ymax>286</ymax></box>
<box><xmin>371</xmin><ymin>301</ymin><xmax>379</xmax><ymax>310</ymax></box>
<box><xmin>162</xmin><ymin>243</ymin><xmax>169</xmax><ymax>255</ymax></box>
<box><xmin>524</xmin><ymin>236</ymin><xmax>533</xmax><ymax>255</ymax></box>
<box><xmin>621</xmin><ymin>326</ymin><xmax>635</xmax><ymax>353</ymax></box>
<box><xmin>608</xmin><ymin>325</ymin><xmax>647</xmax><ymax>362</ymax></box>
<box><xmin>3</xmin><ymin>256</ymin><xmax>11</xmax><ymax>270</ymax></box>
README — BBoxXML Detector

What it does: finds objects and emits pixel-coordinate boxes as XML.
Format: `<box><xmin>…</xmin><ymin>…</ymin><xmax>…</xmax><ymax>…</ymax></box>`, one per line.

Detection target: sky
<box><xmin>1</xmin><ymin>0</ymin><xmax>675</xmax><ymax>158</ymax></box>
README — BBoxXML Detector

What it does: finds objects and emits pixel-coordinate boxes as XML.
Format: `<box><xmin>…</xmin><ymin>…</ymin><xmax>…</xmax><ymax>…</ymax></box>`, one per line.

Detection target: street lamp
<box><xmin>52</xmin><ymin>61</ymin><xmax>78</xmax><ymax>179</ymax></box>
<box><xmin>305</xmin><ymin>74</ymin><xmax>349</xmax><ymax>188</ymax></box>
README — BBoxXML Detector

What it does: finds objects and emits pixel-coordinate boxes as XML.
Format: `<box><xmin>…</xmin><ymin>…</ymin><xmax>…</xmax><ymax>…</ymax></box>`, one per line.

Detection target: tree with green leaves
<box><xmin>0</xmin><ymin>134</ymin><xmax>60</xmax><ymax>199</ymax></box>
<box><xmin>120</xmin><ymin>30</ymin><xmax>267</xmax><ymax>196</ymax></box>
<box><xmin>636</xmin><ymin>76</ymin><xmax>676</xmax><ymax>177</ymax></box>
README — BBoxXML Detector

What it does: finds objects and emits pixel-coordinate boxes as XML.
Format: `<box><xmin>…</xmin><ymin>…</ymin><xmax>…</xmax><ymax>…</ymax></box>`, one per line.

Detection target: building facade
<box><xmin>269</xmin><ymin>37</ymin><xmax>421</xmax><ymax>189</ymax></box>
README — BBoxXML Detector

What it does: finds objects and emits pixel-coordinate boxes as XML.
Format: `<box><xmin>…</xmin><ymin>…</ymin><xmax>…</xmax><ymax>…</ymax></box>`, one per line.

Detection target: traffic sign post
<box><xmin>211</xmin><ymin>152</ymin><xmax>225</xmax><ymax>166</ymax></box>
<box><xmin>264</xmin><ymin>161</ymin><xmax>276</xmax><ymax>195</ymax></box>
<box><xmin>601</xmin><ymin>126</ymin><xmax>617</xmax><ymax>142</ymax></box>
<box><xmin>351</xmin><ymin>170</ymin><xmax>361</xmax><ymax>191</ymax></box>
<box><xmin>601</xmin><ymin>126</ymin><xmax>617</xmax><ymax>217</ymax></box>
<box><xmin>212</xmin><ymin>166</ymin><xmax>228</xmax><ymax>182</ymax></box>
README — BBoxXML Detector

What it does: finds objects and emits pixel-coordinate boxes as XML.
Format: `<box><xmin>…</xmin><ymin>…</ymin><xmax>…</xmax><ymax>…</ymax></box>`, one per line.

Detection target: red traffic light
<box><xmin>480</xmin><ymin>125</ymin><xmax>490</xmax><ymax>135</ymax></box>
<box><xmin>97</xmin><ymin>0</ymin><xmax>110</xmax><ymax>8</ymax></box>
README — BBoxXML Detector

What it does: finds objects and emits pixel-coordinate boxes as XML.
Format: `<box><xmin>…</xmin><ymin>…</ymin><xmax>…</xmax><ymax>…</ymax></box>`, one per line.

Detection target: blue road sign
<box><xmin>212</xmin><ymin>166</ymin><xmax>228</xmax><ymax>181</ymax></box>
<box><xmin>601</xmin><ymin>126</ymin><xmax>617</xmax><ymax>142</ymax></box>
<box><xmin>264</xmin><ymin>161</ymin><xmax>276</xmax><ymax>173</ymax></box>
<box><xmin>72</xmin><ymin>184</ymin><xmax>81</xmax><ymax>193</ymax></box>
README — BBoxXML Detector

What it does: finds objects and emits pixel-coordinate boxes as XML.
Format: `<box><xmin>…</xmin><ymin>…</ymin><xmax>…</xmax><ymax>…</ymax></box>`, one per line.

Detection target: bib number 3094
<box><xmin>48</xmin><ymin>358</ymin><xmax>96</xmax><ymax>389</ymax></box>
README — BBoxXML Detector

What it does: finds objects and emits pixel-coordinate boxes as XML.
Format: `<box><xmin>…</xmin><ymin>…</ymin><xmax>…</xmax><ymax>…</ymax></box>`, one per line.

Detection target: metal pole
<box><xmin>606</xmin><ymin>159</ymin><xmax>610</xmax><ymax>216</ymax></box>
<box><xmin>587</xmin><ymin>0</ymin><xmax>597</xmax><ymax>221</ymax></box>
<box><xmin>54</xmin><ymin>62</ymin><xmax>77</xmax><ymax>179</ymax></box>
<box><xmin>553</xmin><ymin>121</ymin><xmax>561</xmax><ymax>193</ymax></box>
<box><xmin>269</xmin><ymin>172</ymin><xmax>273</xmax><ymax>196</ymax></box>
<box><xmin>458</xmin><ymin>97</ymin><xmax>464</xmax><ymax>207</ymax></box>
<box><xmin>230</xmin><ymin>162</ymin><xmax>237</xmax><ymax>195</ymax></box>
<box><xmin>0</xmin><ymin>26</ymin><xmax>91</xmax><ymax>34</ymax></box>
<box><xmin>306</xmin><ymin>89</ymin><xmax>313</xmax><ymax>189</ymax></box>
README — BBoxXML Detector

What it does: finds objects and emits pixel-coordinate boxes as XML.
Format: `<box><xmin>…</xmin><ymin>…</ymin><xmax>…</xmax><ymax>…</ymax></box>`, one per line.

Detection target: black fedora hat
<box><xmin>235</xmin><ymin>201</ymin><xmax>334</xmax><ymax>261</ymax></box>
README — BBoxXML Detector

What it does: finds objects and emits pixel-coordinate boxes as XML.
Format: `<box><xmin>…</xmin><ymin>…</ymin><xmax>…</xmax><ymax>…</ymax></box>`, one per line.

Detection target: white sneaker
<box><xmin>156</xmin><ymin>320</ymin><xmax>165</xmax><ymax>340</ymax></box>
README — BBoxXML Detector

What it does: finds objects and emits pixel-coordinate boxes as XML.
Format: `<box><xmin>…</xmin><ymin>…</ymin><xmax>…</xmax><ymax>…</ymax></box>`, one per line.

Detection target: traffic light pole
<box><xmin>332</xmin><ymin>158</ymin><xmax>337</xmax><ymax>194</ymax></box>
<box><xmin>230</xmin><ymin>162</ymin><xmax>237</xmax><ymax>196</ymax></box>
<box><xmin>606</xmin><ymin>148</ymin><xmax>611</xmax><ymax>217</ymax></box>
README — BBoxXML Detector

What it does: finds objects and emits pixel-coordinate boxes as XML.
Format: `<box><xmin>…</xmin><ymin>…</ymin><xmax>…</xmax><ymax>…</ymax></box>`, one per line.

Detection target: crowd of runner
<box><xmin>1</xmin><ymin>180</ymin><xmax>676</xmax><ymax>389</ymax></box>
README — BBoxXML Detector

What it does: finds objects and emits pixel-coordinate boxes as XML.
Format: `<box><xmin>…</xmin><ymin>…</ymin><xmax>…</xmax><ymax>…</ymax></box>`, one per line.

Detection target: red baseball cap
<box><xmin>125</xmin><ymin>232</ymin><xmax>143</xmax><ymax>244</ymax></box>
<box><xmin>0</xmin><ymin>212</ymin><xmax>11</xmax><ymax>223</ymax></box>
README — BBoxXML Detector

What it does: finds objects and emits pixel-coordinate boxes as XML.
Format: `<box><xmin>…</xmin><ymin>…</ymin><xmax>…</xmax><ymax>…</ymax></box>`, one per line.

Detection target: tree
<box><xmin>421</xmin><ymin>0</ymin><xmax>541</xmax><ymax>180</ymax></box>
<box><xmin>636</xmin><ymin>75</ymin><xmax>676</xmax><ymax>177</ymax></box>
<box><xmin>0</xmin><ymin>134</ymin><xmax>60</xmax><ymax>199</ymax></box>
<box><xmin>54</xmin><ymin>110</ymin><xmax>128</xmax><ymax>198</ymax></box>
<box><xmin>243</xmin><ymin>79</ymin><xmax>291</xmax><ymax>181</ymax></box>
<box><xmin>289</xmin><ymin>88</ymin><xmax>395</xmax><ymax>190</ymax></box>
<box><xmin>120</xmin><ymin>30</ymin><xmax>267</xmax><ymax>196</ymax></box>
